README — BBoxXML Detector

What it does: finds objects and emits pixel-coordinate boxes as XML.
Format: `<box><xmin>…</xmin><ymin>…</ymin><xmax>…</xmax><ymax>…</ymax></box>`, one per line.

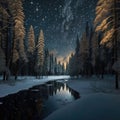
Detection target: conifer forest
<box><xmin>0</xmin><ymin>0</ymin><xmax>120</xmax><ymax>120</ymax></box>
<box><xmin>0</xmin><ymin>0</ymin><xmax>120</xmax><ymax>87</ymax></box>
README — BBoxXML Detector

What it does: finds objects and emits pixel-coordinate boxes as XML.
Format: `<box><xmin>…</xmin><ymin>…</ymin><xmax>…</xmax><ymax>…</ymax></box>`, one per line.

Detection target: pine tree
<box><xmin>74</xmin><ymin>35</ymin><xmax>80</xmax><ymax>77</ymax></box>
<box><xmin>49</xmin><ymin>53</ymin><xmax>54</xmax><ymax>75</ymax></box>
<box><xmin>94</xmin><ymin>0</ymin><xmax>120</xmax><ymax>89</ymax></box>
<box><xmin>79</xmin><ymin>32</ymin><xmax>89</xmax><ymax>75</ymax></box>
<box><xmin>27</xmin><ymin>25</ymin><xmax>35</xmax><ymax>75</ymax></box>
<box><xmin>85</xmin><ymin>23</ymin><xmax>93</xmax><ymax>76</ymax></box>
<box><xmin>6</xmin><ymin>0</ymin><xmax>27</xmax><ymax>80</ymax></box>
<box><xmin>91</xmin><ymin>32</ymin><xmax>101</xmax><ymax>76</ymax></box>
<box><xmin>49</xmin><ymin>54</ymin><xmax>52</xmax><ymax>74</ymax></box>
<box><xmin>87</xmin><ymin>27</ymin><xmax>94</xmax><ymax>76</ymax></box>
<box><xmin>0</xmin><ymin>47</ymin><xmax>11</xmax><ymax>80</ymax></box>
<box><xmin>68</xmin><ymin>53</ymin><xmax>75</xmax><ymax>76</ymax></box>
<box><xmin>0</xmin><ymin>3</ymin><xmax>9</xmax><ymax>40</ymax></box>
<box><xmin>8</xmin><ymin>0</ymin><xmax>27</xmax><ymax>63</ymax></box>
<box><xmin>0</xmin><ymin>0</ymin><xmax>27</xmax><ymax>80</ymax></box>
<box><xmin>62</xmin><ymin>63</ymin><xmax>65</xmax><ymax>75</ymax></box>
<box><xmin>75</xmin><ymin>35</ymin><xmax>80</xmax><ymax>56</ymax></box>
<box><xmin>36</xmin><ymin>29</ymin><xmax>44</xmax><ymax>78</ymax></box>
<box><xmin>28</xmin><ymin>25</ymin><xmax>35</xmax><ymax>54</ymax></box>
<box><xmin>43</xmin><ymin>49</ymin><xmax>49</xmax><ymax>75</ymax></box>
<box><xmin>0</xmin><ymin>1</ymin><xmax>10</xmax><ymax>80</ymax></box>
<box><xmin>91</xmin><ymin>32</ymin><xmax>99</xmax><ymax>67</ymax></box>
<box><xmin>54</xmin><ymin>57</ymin><xmax>58</xmax><ymax>75</ymax></box>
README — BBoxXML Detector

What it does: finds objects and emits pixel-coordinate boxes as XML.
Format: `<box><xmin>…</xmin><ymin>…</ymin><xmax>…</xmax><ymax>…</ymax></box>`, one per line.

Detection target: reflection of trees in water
<box><xmin>36</xmin><ymin>98</ymin><xmax>43</xmax><ymax>117</ymax></box>
<box><xmin>0</xmin><ymin>81</ymin><xmax>80</xmax><ymax>120</ymax></box>
<box><xmin>66</xmin><ymin>84</ymin><xmax>80</xmax><ymax>99</ymax></box>
<box><xmin>0</xmin><ymin>88</ymin><xmax>45</xmax><ymax>119</ymax></box>
<box><xmin>0</xmin><ymin>90</ymin><xmax>43</xmax><ymax>120</ymax></box>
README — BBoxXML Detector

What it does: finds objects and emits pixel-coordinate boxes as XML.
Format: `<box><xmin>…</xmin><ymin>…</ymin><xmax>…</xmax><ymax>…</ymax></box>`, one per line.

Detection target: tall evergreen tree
<box><xmin>0</xmin><ymin>1</ymin><xmax>10</xmax><ymax>80</ymax></box>
<box><xmin>8</xmin><ymin>0</ymin><xmax>27</xmax><ymax>80</ymax></box>
<box><xmin>54</xmin><ymin>57</ymin><xmax>58</xmax><ymax>75</ymax></box>
<box><xmin>68</xmin><ymin>53</ymin><xmax>76</xmax><ymax>76</ymax></box>
<box><xmin>91</xmin><ymin>32</ymin><xmax>99</xmax><ymax>68</ymax></box>
<box><xmin>43</xmin><ymin>49</ymin><xmax>49</xmax><ymax>75</ymax></box>
<box><xmin>49</xmin><ymin>53</ymin><xmax>54</xmax><ymax>74</ymax></box>
<box><xmin>94</xmin><ymin>0</ymin><xmax>120</xmax><ymax>89</ymax></box>
<box><xmin>8</xmin><ymin>0</ymin><xmax>27</xmax><ymax>63</ymax></box>
<box><xmin>27</xmin><ymin>25</ymin><xmax>35</xmax><ymax>75</ymax></box>
<box><xmin>74</xmin><ymin>35</ymin><xmax>80</xmax><ymax>77</ymax></box>
<box><xmin>28</xmin><ymin>25</ymin><xmax>35</xmax><ymax>54</ymax></box>
<box><xmin>79</xmin><ymin>32</ymin><xmax>89</xmax><ymax>75</ymax></box>
<box><xmin>36</xmin><ymin>29</ymin><xmax>44</xmax><ymax>78</ymax></box>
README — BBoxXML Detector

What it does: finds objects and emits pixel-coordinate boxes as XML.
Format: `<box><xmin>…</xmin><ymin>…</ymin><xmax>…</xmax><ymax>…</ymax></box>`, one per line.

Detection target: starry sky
<box><xmin>23</xmin><ymin>0</ymin><xmax>98</xmax><ymax>59</ymax></box>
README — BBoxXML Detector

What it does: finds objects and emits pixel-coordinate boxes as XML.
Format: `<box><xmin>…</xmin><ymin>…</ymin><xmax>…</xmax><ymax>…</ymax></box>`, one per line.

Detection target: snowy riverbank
<box><xmin>1</xmin><ymin>75</ymin><xmax>120</xmax><ymax>120</ymax></box>
<box><xmin>45</xmin><ymin>75</ymin><xmax>120</xmax><ymax>120</ymax></box>
<box><xmin>0</xmin><ymin>75</ymin><xmax>70</xmax><ymax>98</ymax></box>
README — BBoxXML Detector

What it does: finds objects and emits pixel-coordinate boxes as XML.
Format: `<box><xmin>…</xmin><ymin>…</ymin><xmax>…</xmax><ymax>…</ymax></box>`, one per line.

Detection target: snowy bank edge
<box><xmin>0</xmin><ymin>75</ymin><xmax>70</xmax><ymax>98</ymax></box>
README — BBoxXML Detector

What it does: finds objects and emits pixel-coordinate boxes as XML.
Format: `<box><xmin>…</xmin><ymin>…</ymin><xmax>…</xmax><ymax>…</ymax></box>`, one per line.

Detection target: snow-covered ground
<box><xmin>0</xmin><ymin>75</ymin><xmax>70</xmax><ymax>97</ymax></box>
<box><xmin>1</xmin><ymin>75</ymin><xmax>120</xmax><ymax>120</ymax></box>
<box><xmin>45</xmin><ymin>75</ymin><xmax>120</xmax><ymax>120</ymax></box>
<box><xmin>67</xmin><ymin>75</ymin><xmax>118</xmax><ymax>95</ymax></box>
<box><xmin>45</xmin><ymin>93</ymin><xmax>120</xmax><ymax>120</ymax></box>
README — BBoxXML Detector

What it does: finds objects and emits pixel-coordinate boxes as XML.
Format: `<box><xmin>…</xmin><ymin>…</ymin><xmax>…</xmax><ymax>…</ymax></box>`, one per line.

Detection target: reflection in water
<box><xmin>0</xmin><ymin>81</ymin><xmax>80</xmax><ymax>120</ymax></box>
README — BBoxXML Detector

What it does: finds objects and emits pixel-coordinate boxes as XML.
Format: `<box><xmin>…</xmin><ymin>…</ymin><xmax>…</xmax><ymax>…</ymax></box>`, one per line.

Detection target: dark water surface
<box><xmin>0</xmin><ymin>80</ymin><xmax>80</xmax><ymax>120</ymax></box>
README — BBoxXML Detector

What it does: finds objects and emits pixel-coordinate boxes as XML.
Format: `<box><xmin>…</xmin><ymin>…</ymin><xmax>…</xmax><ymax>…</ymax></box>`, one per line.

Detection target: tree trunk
<box><xmin>3</xmin><ymin>72</ymin><xmax>6</xmax><ymax>81</ymax></box>
<box><xmin>114</xmin><ymin>0</ymin><xmax>119</xmax><ymax>89</ymax></box>
<box><xmin>15</xmin><ymin>73</ymin><xmax>17</xmax><ymax>80</ymax></box>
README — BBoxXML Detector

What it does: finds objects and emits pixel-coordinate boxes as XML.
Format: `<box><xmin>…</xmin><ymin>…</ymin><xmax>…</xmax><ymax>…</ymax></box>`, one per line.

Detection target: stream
<box><xmin>0</xmin><ymin>80</ymin><xmax>80</xmax><ymax>120</ymax></box>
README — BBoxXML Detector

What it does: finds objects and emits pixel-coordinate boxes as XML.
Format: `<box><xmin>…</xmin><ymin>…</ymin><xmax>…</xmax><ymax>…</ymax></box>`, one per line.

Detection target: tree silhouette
<box><xmin>94</xmin><ymin>0</ymin><xmax>120</xmax><ymax>89</ymax></box>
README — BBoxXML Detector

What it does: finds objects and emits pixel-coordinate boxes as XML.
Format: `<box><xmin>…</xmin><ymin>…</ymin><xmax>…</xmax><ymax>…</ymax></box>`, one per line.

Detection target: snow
<box><xmin>67</xmin><ymin>75</ymin><xmax>116</xmax><ymax>95</ymax></box>
<box><xmin>0</xmin><ymin>75</ymin><xmax>70</xmax><ymax>98</ymax></box>
<box><xmin>1</xmin><ymin>75</ymin><xmax>120</xmax><ymax>120</ymax></box>
<box><xmin>45</xmin><ymin>93</ymin><xmax>120</xmax><ymax>120</ymax></box>
<box><xmin>45</xmin><ymin>75</ymin><xmax>120</xmax><ymax>120</ymax></box>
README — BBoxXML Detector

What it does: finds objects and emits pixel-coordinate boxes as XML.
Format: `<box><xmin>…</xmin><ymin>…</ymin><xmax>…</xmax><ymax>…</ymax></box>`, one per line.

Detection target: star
<box><xmin>23</xmin><ymin>0</ymin><xmax>98</xmax><ymax>58</ymax></box>
<box><xmin>36</xmin><ymin>7</ymin><xmax>39</xmax><ymax>11</ymax></box>
<box><xmin>59</xmin><ymin>5</ymin><xmax>62</xmax><ymax>8</ymax></box>
<box><xmin>42</xmin><ymin>18</ymin><xmax>45</xmax><ymax>21</ymax></box>
<box><xmin>30</xmin><ymin>1</ymin><xmax>33</xmax><ymax>5</ymax></box>
<box><xmin>55</xmin><ymin>8</ymin><xmax>57</xmax><ymax>11</ymax></box>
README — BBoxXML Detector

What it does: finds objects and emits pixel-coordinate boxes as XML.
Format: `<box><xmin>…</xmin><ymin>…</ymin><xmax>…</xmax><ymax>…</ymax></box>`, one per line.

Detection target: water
<box><xmin>0</xmin><ymin>80</ymin><xmax>80</xmax><ymax>120</ymax></box>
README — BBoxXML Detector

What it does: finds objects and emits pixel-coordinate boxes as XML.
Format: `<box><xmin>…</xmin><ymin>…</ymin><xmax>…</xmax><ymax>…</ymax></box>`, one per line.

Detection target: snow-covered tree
<box><xmin>27</xmin><ymin>25</ymin><xmax>35</xmax><ymax>75</ymax></box>
<box><xmin>7</xmin><ymin>0</ymin><xmax>27</xmax><ymax>80</ymax></box>
<box><xmin>8</xmin><ymin>0</ymin><xmax>27</xmax><ymax>63</ymax></box>
<box><xmin>36</xmin><ymin>29</ymin><xmax>44</xmax><ymax>78</ymax></box>
<box><xmin>28</xmin><ymin>25</ymin><xmax>35</xmax><ymax>54</ymax></box>
<box><xmin>94</xmin><ymin>0</ymin><xmax>120</xmax><ymax>88</ymax></box>
<box><xmin>0</xmin><ymin>4</ymin><xmax>9</xmax><ymax>36</ymax></box>
<box><xmin>0</xmin><ymin>0</ymin><xmax>27</xmax><ymax>80</ymax></box>
<box><xmin>94</xmin><ymin>0</ymin><xmax>120</xmax><ymax>45</ymax></box>
<box><xmin>0</xmin><ymin>1</ymin><xmax>12</xmax><ymax>80</ymax></box>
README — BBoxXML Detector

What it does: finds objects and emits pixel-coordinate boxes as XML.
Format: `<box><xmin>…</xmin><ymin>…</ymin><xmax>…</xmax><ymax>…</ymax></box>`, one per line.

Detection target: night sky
<box><xmin>23</xmin><ymin>0</ymin><xmax>98</xmax><ymax>60</ymax></box>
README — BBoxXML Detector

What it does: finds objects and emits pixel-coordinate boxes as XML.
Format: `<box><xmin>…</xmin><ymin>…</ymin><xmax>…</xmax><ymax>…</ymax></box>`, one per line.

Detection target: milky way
<box><xmin>23</xmin><ymin>0</ymin><xmax>98</xmax><ymax>58</ymax></box>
